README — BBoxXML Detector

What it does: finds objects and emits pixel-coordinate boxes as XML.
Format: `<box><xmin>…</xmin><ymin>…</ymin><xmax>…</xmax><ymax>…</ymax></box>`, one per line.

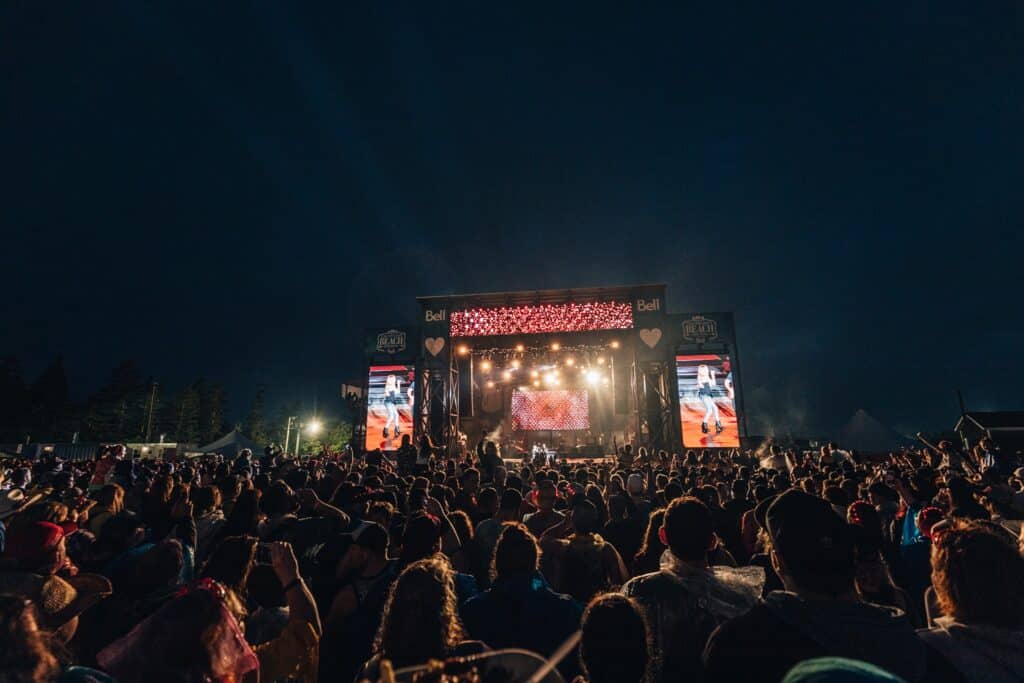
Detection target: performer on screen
<box><xmin>383</xmin><ymin>373</ymin><xmax>402</xmax><ymax>438</ymax></box>
<box><xmin>722</xmin><ymin>358</ymin><xmax>735</xmax><ymax>401</ymax></box>
<box><xmin>696</xmin><ymin>364</ymin><xmax>724</xmax><ymax>435</ymax></box>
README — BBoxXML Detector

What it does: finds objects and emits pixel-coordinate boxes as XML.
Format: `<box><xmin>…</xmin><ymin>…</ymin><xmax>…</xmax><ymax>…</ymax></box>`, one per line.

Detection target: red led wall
<box><xmin>450</xmin><ymin>301</ymin><xmax>633</xmax><ymax>337</ymax></box>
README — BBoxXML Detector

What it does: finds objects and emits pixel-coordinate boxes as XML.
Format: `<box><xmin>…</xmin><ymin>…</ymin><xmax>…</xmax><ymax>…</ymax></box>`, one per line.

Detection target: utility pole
<box><xmin>283</xmin><ymin>416</ymin><xmax>297</xmax><ymax>454</ymax></box>
<box><xmin>144</xmin><ymin>381</ymin><xmax>159</xmax><ymax>442</ymax></box>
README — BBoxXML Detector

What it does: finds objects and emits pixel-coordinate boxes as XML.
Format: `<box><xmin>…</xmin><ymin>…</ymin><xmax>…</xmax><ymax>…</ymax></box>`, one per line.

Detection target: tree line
<box><xmin>0</xmin><ymin>355</ymin><xmax>354</xmax><ymax>453</ymax></box>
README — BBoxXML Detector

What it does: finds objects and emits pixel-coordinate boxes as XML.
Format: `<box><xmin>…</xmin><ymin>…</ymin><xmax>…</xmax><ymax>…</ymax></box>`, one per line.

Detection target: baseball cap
<box><xmin>764</xmin><ymin>490</ymin><xmax>854</xmax><ymax>576</ymax></box>
<box><xmin>4</xmin><ymin>521</ymin><xmax>65</xmax><ymax>564</ymax></box>
<box><xmin>341</xmin><ymin>522</ymin><xmax>389</xmax><ymax>554</ymax></box>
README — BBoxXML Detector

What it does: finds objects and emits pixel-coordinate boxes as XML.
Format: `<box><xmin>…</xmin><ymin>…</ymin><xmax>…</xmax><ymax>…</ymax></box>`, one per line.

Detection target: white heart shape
<box><xmin>639</xmin><ymin>328</ymin><xmax>662</xmax><ymax>348</ymax></box>
<box><xmin>425</xmin><ymin>337</ymin><xmax>446</xmax><ymax>357</ymax></box>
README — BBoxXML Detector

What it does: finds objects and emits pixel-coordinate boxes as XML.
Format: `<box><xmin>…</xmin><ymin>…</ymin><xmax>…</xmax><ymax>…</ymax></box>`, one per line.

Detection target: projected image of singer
<box><xmin>697</xmin><ymin>364</ymin><xmax>724</xmax><ymax>435</ymax></box>
<box><xmin>383</xmin><ymin>373</ymin><xmax>402</xmax><ymax>438</ymax></box>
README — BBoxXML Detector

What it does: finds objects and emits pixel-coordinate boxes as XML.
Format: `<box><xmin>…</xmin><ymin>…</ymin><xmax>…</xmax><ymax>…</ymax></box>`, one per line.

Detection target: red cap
<box><xmin>4</xmin><ymin>521</ymin><xmax>65</xmax><ymax>563</ymax></box>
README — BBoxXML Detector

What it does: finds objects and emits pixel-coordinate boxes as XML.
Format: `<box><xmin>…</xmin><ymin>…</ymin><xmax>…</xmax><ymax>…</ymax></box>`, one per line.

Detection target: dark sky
<box><xmin>3</xmin><ymin>3</ymin><xmax>1022</xmax><ymax>437</ymax></box>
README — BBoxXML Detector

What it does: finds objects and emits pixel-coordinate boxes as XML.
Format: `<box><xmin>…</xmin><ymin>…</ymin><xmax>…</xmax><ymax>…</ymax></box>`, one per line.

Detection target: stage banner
<box><xmin>631</xmin><ymin>286</ymin><xmax>668</xmax><ymax>362</ymax></box>
<box><xmin>419</xmin><ymin>302</ymin><xmax>451</xmax><ymax>370</ymax></box>
<box><xmin>364</xmin><ymin>327</ymin><xmax>420</xmax><ymax>365</ymax></box>
<box><xmin>671</xmin><ymin>312</ymin><xmax>737</xmax><ymax>350</ymax></box>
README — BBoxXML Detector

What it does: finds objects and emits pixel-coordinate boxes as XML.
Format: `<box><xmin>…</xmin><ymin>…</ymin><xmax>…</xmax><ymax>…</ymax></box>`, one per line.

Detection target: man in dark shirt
<box><xmin>703</xmin><ymin>490</ymin><xmax>961</xmax><ymax>683</ymax></box>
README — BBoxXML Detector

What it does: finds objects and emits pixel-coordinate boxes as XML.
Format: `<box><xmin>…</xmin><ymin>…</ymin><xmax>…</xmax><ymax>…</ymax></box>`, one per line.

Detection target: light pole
<box><xmin>295</xmin><ymin>418</ymin><xmax>323</xmax><ymax>457</ymax></box>
<box><xmin>283</xmin><ymin>416</ymin><xmax>298</xmax><ymax>454</ymax></box>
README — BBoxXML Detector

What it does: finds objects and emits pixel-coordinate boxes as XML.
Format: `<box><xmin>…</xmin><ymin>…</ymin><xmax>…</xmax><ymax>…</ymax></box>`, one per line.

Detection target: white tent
<box><xmin>839</xmin><ymin>409</ymin><xmax>913</xmax><ymax>453</ymax></box>
<box><xmin>197</xmin><ymin>429</ymin><xmax>262</xmax><ymax>457</ymax></box>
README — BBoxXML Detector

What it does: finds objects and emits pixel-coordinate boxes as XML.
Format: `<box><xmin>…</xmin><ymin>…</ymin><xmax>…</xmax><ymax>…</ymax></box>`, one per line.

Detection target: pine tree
<box><xmin>245</xmin><ymin>385</ymin><xmax>268</xmax><ymax>443</ymax></box>
<box><xmin>29</xmin><ymin>355</ymin><xmax>70</xmax><ymax>440</ymax></box>
<box><xmin>175</xmin><ymin>384</ymin><xmax>201</xmax><ymax>443</ymax></box>
<box><xmin>200</xmin><ymin>383</ymin><xmax>226</xmax><ymax>444</ymax></box>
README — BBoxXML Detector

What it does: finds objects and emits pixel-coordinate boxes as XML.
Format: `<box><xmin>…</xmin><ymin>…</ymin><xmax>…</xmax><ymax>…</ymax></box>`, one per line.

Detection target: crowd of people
<box><xmin>0</xmin><ymin>434</ymin><xmax>1022</xmax><ymax>683</ymax></box>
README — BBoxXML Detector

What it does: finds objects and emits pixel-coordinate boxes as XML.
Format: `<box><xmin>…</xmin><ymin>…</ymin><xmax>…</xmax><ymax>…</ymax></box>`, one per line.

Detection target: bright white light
<box><xmin>597</xmin><ymin>356</ymin><xmax>606</xmax><ymax>365</ymax></box>
<box><xmin>306</xmin><ymin>419</ymin><xmax>323</xmax><ymax>435</ymax></box>
<box><xmin>511</xmin><ymin>359</ymin><xmax>521</xmax><ymax>369</ymax></box>
<box><xmin>480</xmin><ymin>360</ymin><xmax>492</xmax><ymax>372</ymax></box>
<box><xmin>585</xmin><ymin>369</ymin><xmax>601</xmax><ymax>386</ymax></box>
<box><xmin>544</xmin><ymin>372</ymin><xmax>557</xmax><ymax>385</ymax></box>
<box><xmin>515</xmin><ymin>344</ymin><xmax>525</xmax><ymax>352</ymax></box>
<box><xmin>457</xmin><ymin>345</ymin><xmax>469</xmax><ymax>355</ymax></box>
<box><xmin>610</xmin><ymin>340</ymin><xmax>620</xmax><ymax>349</ymax></box>
<box><xmin>551</xmin><ymin>342</ymin><xmax>561</xmax><ymax>351</ymax></box>
<box><xmin>602</xmin><ymin>377</ymin><xmax>610</xmax><ymax>386</ymax></box>
<box><xmin>502</xmin><ymin>370</ymin><xmax>512</xmax><ymax>380</ymax></box>
<box><xmin>533</xmin><ymin>380</ymin><xmax>541</xmax><ymax>387</ymax></box>
<box><xmin>486</xmin><ymin>380</ymin><xmax>495</xmax><ymax>388</ymax></box>
<box><xmin>531</xmin><ymin>369</ymin><xmax>539</xmax><ymax>378</ymax></box>
<box><xmin>565</xmin><ymin>357</ymin><xmax>575</xmax><ymax>366</ymax></box>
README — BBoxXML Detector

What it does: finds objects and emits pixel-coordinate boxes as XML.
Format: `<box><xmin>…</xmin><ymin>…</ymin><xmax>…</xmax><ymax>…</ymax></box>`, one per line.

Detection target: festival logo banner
<box><xmin>364</xmin><ymin>327</ymin><xmax>420</xmax><ymax>365</ymax></box>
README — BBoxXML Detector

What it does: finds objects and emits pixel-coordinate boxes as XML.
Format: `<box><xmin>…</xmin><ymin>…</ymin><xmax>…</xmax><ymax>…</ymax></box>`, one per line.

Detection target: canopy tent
<box><xmin>839</xmin><ymin>409</ymin><xmax>914</xmax><ymax>454</ymax></box>
<box><xmin>196</xmin><ymin>429</ymin><xmax>262</xmax><ymax>457</ymax></box>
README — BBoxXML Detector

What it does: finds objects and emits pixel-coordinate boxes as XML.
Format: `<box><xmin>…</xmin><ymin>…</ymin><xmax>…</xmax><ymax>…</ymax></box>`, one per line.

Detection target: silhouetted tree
<box><xmin>245</xmin><ymin>385</ymin><xmax>267</xmax><ymax>443</ymax></box>
<box><xmin>29</xmin><ymin>355</ymin><xmax>70</xmax><ymax>440</ymax></box>
<box><xmin>0</xmin><ymin>355</ymin><xmax>29</xmax><ymax>441</ymax></box>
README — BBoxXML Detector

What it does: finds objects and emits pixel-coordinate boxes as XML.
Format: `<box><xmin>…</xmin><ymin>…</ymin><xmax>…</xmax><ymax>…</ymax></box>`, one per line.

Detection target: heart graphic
<box><xmin>639</xmin><ymin>328</ymin><xmax>662</xmax><ymax>348</ymax></box>
<box><xmin>424</xmin><ymin>337</ymin><xmax>446</xmax><ymax>357</ymax></box>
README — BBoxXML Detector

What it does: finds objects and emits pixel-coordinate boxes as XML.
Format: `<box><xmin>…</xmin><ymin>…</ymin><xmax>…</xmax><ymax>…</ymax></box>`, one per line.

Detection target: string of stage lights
<box><xmin>454</xmin><ymin>339</ymin><xmax>621</xmax><ymax>391</ymax></box>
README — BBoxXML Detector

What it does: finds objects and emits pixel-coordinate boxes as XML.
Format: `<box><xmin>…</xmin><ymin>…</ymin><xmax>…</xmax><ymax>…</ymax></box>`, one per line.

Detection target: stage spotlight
<box><xmin>597</xmin><ymin>356</ymin><xmax>606</xmax><ymax>365</ymax></box>
<box><xmin>502</xmin><ymin>370</ymin><xmax>512</xmax><ymax>380</ymax></box>
<box><xmin>565</xmin><ymin>357</ymin><xmax>575</xmax><ymax>366</ymax></box>
<box><xmin>544</xmin><ymin>372</ymin><xmax>556</xmax><ymax>385</ymax></box>
<box><xmin>551</xmin><ymin>342</ymin><xmax>561</xmax><ymax>351</ymax></box>
<box><xmin>480</xmin><ymin>360</ymin><xmax>492</xmax><ymax>372</ymax></box>
<box><xmin>515</xmin><ymin>344</ymin><xmax>525</xmax><ymax>352</ymax></box>
<box><xmin>533</xmin><ymin>379</ymin><xmax>541</xmax><ymax>387</ymax></box>
<box><xmin>602</xmin><ymin>377</ymin><xmax>610</xmax><ymax>386</ymax></box>
<box><xmin>486</xmin><ymin>380</ymin><xmax>495</xmax><ymax>388</ymax></box>
<box><xmin>610</xmin><ymin>340</ymin><xmax>620</xmax><ymax>349</ymax></box>
<box><xmin>585</xmin><ymin>369</ymin><xmax>600</xmax><ymax>386</ymax></box>
<box><xmin>511</xmin><ymin>359</ymin><xmax>521</xmax><ymax>369</ymax></box>
<box><xmin>457</xmin><ymin>344</ymin><xmax>469</xmax><ymax>355</ymax></box>
<box><xmin>530</xmin><ymin>369</ymin><xmax>539</xmax><ymax>378</ymax></box>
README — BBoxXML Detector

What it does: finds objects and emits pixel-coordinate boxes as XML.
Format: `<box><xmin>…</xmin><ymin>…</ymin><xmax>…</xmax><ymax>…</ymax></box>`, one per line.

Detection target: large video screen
<box><xmin>511</xmin><ymin>389</ymin><xmax>590</xmax><ymax>431</ymax></box>
<box><xmin>366</xmin><ymin>365</ymin><xmax>415</xmax><ymax>451</ymax></box>
<box><xmin>676</xmin><ymin>354</ymin><xmax>740</xmax><ymax>448</ymax></box>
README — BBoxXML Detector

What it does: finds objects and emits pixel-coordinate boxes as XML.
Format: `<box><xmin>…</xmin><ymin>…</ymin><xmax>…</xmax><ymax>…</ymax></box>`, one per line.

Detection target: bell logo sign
<box><xmin>425</xmin><ymin>309</ymin><xmax>446</xmax><ymax>323</ymax></box>
<box><xmin>636</xmin><ymin>298</ymin><xmax>661</xmax><ymax>312</ymax></box>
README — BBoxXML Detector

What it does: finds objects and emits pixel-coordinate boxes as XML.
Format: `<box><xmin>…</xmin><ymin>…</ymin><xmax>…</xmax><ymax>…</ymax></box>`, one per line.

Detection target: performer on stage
<box><xmin>383</xmin><ymin>373</ymin><xmax>402</xmax><ymax>438</ymax></box>
<box><xmin>696</xmin><ymin>364</ymin><xmax>724</xmax><ymax>435</ymax></box>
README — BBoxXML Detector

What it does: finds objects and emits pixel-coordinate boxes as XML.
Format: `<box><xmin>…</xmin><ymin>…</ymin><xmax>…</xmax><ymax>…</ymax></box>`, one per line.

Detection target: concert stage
<box><xmin>361</xmin><ymin>285</ymin><xmax>745</xmax><ymax>457</ymax></box>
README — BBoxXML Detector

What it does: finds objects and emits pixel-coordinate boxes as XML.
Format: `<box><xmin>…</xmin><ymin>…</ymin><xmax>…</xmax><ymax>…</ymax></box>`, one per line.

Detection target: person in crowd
<box><xmin>602</xmin><ymin>493</ymin><xmax>643</xmax><ymax>565</ymax></box>
<box><xmin>524</xmin><ymin>480</ymin><xmax>565</xmax><ymax>538</ymax></box>
<box><xmin>0</xmin><ymin>593</ymin><xmax>113</xmax><ymax>683</ymax></box>
<box><xmin>540</xmin><ymin>499</ymin><xmax>629</xmax><ymax>603</ymax></box>
<box><xmin>191</xmin><ymin>485</ymin><xmax>225</xmax><ymax>559</ymax></box>
<box><xmin>703</xmin><ymin>489</ymin><xmax>958</xmax><ymax>683</ymax></box>
<box><xmin>577</xmin><ymin>593</ymin><xmax>652</xmax><ymax>683</ymax></box>
<box><xmin>918</xmin><ymin>520</ymin><xmax>1024</xmax><ymax>682</ymax></box>
<box><xmin>85</xmin><ymin>485</ymin><xmax>124</xmax><ymax>539</ymax></box>
<box><xmin>847</xmin><ymin>502</ymin><xmax>914</xmax><ymax>619</ymax></box>
<box><xmin>474</xmin><ymin>488</ymin><xmax>523</xmax><ymax>586</ymax></box>
<box><xmin>321</xmin><ymin>522</ymin><xmax>397</xmax><ymax>683</ymax></box>
<box><xmin>359</xmin><ymin>556</ymin><xmax>486</xmax><ymax>680</ymax></box>
<box><xmin>625</xmin><ymin>497</ymin><xmax>763</xmax><ymax>683</ymax></box>
<box><xmin>462</xmin><ymin>523</ymin><xmax>583</xmax><ymax>680</ymax></box>
<box><xmin>632</xmin><ymin>509</ymin><xmax>667</xmax><ymax>576</ymax></box>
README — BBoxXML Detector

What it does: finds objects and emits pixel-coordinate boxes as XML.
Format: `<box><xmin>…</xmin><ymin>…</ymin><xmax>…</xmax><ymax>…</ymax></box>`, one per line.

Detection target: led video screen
<box><xmin>365</xmin><ymin>365</ymin><xmax>414</xmax><ymax>451</ymax></box>
<box><xmin>676</xmin><ymin>354</ymin><xmax>740</xmax><ymax>448</ymax></box>
<box><xmin>511</xmin><ymin>389</ymin><xmax>590</xmax><ymax>431</ymax></box>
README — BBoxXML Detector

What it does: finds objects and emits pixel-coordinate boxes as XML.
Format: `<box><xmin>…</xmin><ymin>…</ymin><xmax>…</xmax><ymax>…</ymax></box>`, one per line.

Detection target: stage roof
<box><xmin>417</xmin><ymin>283</ymin><xmax>665</xmax><ymax>309</ymax></box>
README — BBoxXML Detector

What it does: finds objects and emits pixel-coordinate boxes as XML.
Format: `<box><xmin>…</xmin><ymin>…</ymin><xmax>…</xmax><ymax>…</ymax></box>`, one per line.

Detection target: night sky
<box><xmin>3</xmin><ymin>3</ymin><xmax>1021</xmax><ymax>437</ymax></box>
